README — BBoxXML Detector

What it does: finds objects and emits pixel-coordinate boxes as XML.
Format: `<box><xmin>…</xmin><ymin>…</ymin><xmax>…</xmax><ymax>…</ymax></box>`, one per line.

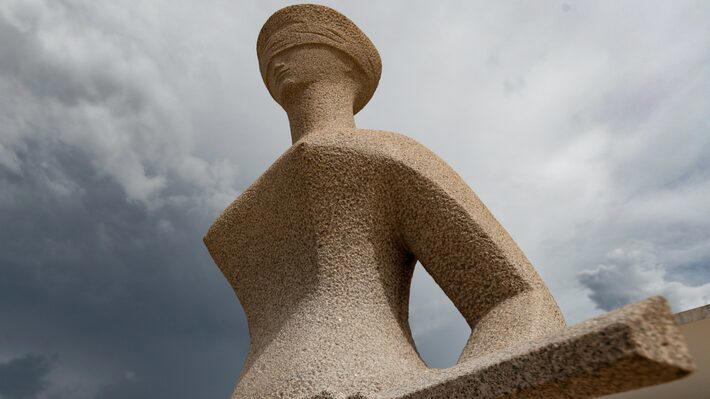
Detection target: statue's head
<box><xmin>266</xmin><ymin>44</ymin><xmax>363</xmax><ymax>110</ymax></box>
<box><xmin>257</xmin><ymin>4</ymin><xmax>382</xmax><ymax>114</ymax></box>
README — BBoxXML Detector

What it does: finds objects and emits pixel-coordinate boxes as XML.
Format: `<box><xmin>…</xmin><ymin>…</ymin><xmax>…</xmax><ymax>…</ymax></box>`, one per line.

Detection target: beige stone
<box><xmin>604</xmin><ymin>304</ymin><xmax>709</xmax><ymax>399</ymax></box>
<box><xmin>204</xmin><ymin>4</ymin><xmax>694</xmax><ymax>398</ymax></box>
<box><xmin>376</xmin><ymin>296</ymin><xmax>693</xmax><ymax>399</ymax></box>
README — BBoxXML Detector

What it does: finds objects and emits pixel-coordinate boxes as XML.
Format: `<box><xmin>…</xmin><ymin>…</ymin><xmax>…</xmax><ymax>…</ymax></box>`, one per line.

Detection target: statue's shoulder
<box><xmin>308</xmin><ymin>129</ymin><xmax>467</xmax><ymax>193</ymax></box>
<box><xmin>300</xmin><ymin>128</ymin><xmax>437</xmax><ymax>166</ymax></box>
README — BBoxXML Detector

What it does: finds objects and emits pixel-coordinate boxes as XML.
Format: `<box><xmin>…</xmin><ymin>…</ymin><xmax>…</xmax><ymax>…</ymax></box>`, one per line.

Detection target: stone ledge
<box><xmin>674</xmin><ymin>303</ymin><xmax>710</xmax><ymax>325</ymax></box>
<box><xmin>371</xmin><ymin>296</ymin><xmax>694</xmax><ymax>399</ymax></box>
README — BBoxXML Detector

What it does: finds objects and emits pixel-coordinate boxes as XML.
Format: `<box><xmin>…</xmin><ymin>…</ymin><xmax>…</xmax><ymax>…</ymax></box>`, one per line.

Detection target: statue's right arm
<box><xmin>388</xmin><ymin>138</ymin><xmax>565</xmax><ymax>363</ymax></box>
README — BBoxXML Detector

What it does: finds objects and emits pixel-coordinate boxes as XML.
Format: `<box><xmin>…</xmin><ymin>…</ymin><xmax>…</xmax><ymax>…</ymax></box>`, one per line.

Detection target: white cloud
<box><xmin>0</xmin><ymin>0</ymin><xmax>241</xmax><ymax>210</ymax></box>
<box><xmin>579</xmin><ymin>241</ymin><xmax>710</xmax><ymax>312</ymax></box>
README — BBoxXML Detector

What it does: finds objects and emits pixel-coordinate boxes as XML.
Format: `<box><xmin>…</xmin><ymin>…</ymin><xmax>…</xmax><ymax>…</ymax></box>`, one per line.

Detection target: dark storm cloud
<box><xmin>0</xmin><ymin>136</ymin><xmax>248</xmax><ymax>398</ymax></box>
<box><xmin>0</xmin><ymin>3</ymin><xmax>249</xmax><ymax>397</ymax></box>
<box><xmin>0</xmin><ymin>354</ymin><xmax>53</xmax><ymax>399</ymax></box>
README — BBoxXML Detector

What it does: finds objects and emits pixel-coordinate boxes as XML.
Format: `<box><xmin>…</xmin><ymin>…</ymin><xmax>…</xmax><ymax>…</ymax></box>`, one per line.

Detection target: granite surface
<box><xmin>374</xmin><ymin>296</ymin><xmax>694</xmax><ymax>399</ymax></box>
<box><xmin>203</xmin><ymin>4</ymin><xmax>694</xmax><ymax>398</ymax></box>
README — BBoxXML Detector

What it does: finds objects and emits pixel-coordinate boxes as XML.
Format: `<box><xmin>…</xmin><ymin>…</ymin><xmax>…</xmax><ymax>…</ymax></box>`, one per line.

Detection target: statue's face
<box><xmin>268</xmin><ymin>44</ymin><xmax>356</xmax><ymax>105</ymax></box>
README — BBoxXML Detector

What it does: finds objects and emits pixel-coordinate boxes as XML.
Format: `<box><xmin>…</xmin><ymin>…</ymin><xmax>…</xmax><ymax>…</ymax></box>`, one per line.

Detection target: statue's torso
<box><xmin>204</xmin><ymin>129</ymin><xmax>429</xmax><ymax>398</ymax></box>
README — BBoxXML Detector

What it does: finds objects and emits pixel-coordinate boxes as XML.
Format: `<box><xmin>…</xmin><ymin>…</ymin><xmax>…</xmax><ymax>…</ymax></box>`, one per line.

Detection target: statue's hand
<box><xmin>457</xmin><ymin>289</ymin><xmax>565</xmax><ymax>363</ymax></box>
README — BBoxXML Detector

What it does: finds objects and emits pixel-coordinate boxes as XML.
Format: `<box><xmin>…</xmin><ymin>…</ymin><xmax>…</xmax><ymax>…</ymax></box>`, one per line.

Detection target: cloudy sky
<box><xmin>1</xmin><ymin>1</ymin><xmax>709</xmax><ymax>398</ymax></box>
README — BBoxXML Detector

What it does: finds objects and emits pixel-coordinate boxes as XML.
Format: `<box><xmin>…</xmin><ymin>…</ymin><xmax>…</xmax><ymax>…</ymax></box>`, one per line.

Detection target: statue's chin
<box><xmin>278</xmin><ymin>79</ymin><xmax>310</xmax><ymax>106</ymax></box>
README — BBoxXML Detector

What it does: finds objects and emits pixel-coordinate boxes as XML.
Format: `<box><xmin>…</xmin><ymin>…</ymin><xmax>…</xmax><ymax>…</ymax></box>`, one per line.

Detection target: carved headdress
<box><xmin>256</xmin><ymin>4</ymin><xmax>382</xmax><ymax>114</ymax></box>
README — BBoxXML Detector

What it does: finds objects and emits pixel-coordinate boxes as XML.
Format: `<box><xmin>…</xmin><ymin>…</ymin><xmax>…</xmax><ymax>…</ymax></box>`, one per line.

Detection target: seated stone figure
<box><xmin>203</xmin><ymin>4</ymin><xmax>565</xmax><ymax>398</ymax></box>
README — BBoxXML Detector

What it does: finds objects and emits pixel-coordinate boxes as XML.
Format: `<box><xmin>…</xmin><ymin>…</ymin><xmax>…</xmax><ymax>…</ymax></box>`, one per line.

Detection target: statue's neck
<box><xmin>284</xmin><ymin>81</ymin><xmax>357</xmax><ymax>144</ymax></box>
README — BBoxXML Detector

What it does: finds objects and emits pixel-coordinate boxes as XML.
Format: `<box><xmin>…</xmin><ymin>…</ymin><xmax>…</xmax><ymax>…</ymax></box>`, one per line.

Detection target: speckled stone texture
<box><xmin>256</xmin><ymin>3</ymin><xmax>381</xmax><ymax>114</ymax></box>
<box><xmin>374</xmin><ymin>296</ymin><xmax>693</xmax><ymax>399</ymax></box>
<box><xmin>203</xmin><ymin>4</ymin><xmax>694</xmax><ymax>399</ymax></box>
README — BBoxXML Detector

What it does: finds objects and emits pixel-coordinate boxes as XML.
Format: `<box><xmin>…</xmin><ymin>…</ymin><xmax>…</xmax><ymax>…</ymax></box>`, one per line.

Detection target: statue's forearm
<box><xmin>390</xmin><ymin>143</ymin><xmax>567</xmax><ymax>363</ymax></box>
<box><xmin>457</xmin><ymin>288</ymin><xmax>566</xmax><ymax>364</ymax></box>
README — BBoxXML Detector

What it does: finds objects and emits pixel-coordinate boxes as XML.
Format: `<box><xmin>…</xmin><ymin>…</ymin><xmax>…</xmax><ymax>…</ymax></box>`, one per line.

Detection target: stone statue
<box><xmin>204</xmin><ymin>4</ymin><xmax>694</xmax><ymax>399</ymax></box>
